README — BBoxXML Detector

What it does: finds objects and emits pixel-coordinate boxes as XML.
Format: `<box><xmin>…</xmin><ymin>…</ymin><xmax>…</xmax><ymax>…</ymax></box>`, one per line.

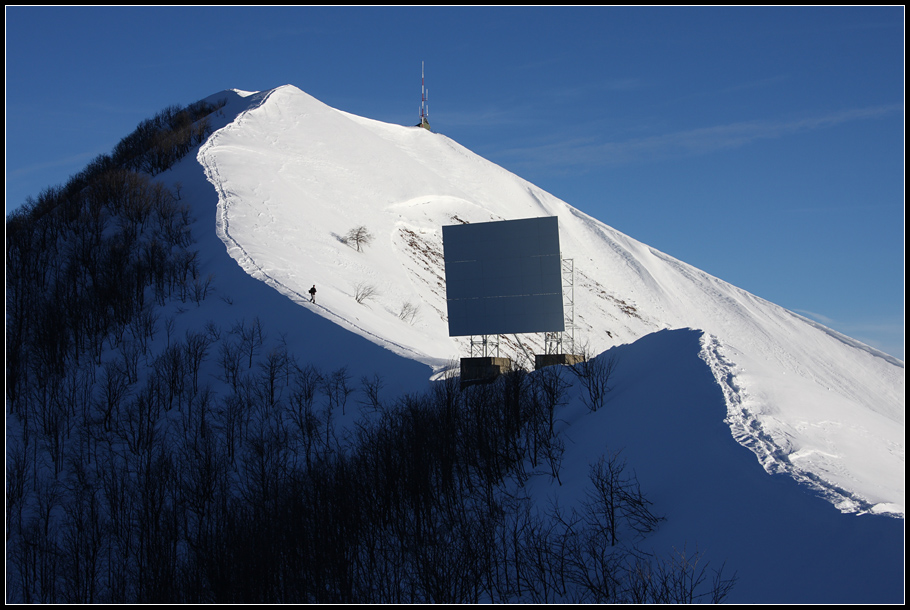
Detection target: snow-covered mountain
<box><xmin>9</xmin><ymin>83</ymin><xmax>902</xmax><ymax>603</ymax></box>
<box><xmin>85</xmin><ymin>83</ymin><xmax>903</xmax><ymax>603</ymax></box>
<box><xmin>195</xmin><ymin>84</ymin><xmax>903</xmax><ymax>520</ymax></box>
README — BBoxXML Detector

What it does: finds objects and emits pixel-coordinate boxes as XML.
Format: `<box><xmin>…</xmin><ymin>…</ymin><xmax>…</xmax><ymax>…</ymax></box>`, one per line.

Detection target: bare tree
<box><xmin>585</xmin><ymin>451</ymin><xmax>662</xmax><ymax>547</ymax></box>
<box><xmin>258</xmin><ymin>346</ymin><xmax>290</xmax><ymax>408</ymax></box>
<box><xmin>218</xmin><ymin>339</ymin><xmax>243</xmax><ymax>390</ymax></box>
<box><xmin>624</xmin><ymin>545</ymin><xmax>737</xmax><ymax>604</ymax></box>
<box><xmin>6</xmin><ymin>439</ymin><xmax>29</xmax><ymax>545</ymax></box>
<box><xmin>344</xmin><ymin>226</ymin><xmax>374</xmax><ymax>252</ymax></box>
<box><xmin>289</xmin><ymin>363</ymin><xmax>323</xmax><ymax>467</ymax></box>
<box><xmin>323</xmin><ymin>366</ymin><xmax>354</xmax><ymax>416</ymax></box>
<box><xmin>398</xmin><ymin>301</ymin><xmax>420</xmax><ymax>324</ymax></box>
<box><xmin>99</xmin><ymin>361</ymin><xmax>131</xmax><ymax>432</ymax></box>
<box><xmin>360</xmin><ymin>373</ymin><xmax>385</xmax><ymax>411</ymax></box>
<box><xmin>192</xmin><ymin>273</ymin><xmax>214</xmax><ymax>305</ymax></box>
<box><xmin>184</xmin><ymin>329</ymin><xmax>214</xmax><ymax>396</ymax></box>
<box><xmin>233</xmin><ymin>317</ymin><xmax>266</xmax><ymax>369</ymax></box>
<box><xmin>354</xmin><ymin>281</ymin><xmax>380</xmax><ymax>304</ymax></box>
<box><xmin>570</xmin><ymin>350</ymin><xmax>619</xmax><ymax>412</ymax></box>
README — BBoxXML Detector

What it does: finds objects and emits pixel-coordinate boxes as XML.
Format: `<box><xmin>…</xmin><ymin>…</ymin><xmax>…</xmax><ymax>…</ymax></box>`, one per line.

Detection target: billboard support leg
<box><xmin>470</xmin><ymin>335</ymin><xmax>500</xmax><ymax>358</ymax></box>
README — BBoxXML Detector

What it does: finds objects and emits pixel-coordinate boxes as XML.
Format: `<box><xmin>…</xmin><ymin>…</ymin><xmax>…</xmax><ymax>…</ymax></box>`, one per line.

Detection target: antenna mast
<box><xmin>419</xmin><ymin>61</ymin><xmax>431</xmax><ymax>130</ymax></box>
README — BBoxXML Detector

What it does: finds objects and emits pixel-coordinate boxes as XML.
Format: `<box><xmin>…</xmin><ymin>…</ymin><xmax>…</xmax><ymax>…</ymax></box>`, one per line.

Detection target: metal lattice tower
<box><xmin>545</xmin><ymin>257</ymin><xmax>575</xmax><ymax>355</ymax></box>
<box><xmin>419</xmin><ymin>61</ymin><xmax>430</xmax><ymax>130</ymax></box>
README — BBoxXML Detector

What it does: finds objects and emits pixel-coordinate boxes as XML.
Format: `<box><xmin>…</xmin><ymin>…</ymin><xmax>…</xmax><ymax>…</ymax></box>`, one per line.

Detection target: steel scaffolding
<box><xmin>545</xmin><ymin>257</ymin><xmax>575</xmax><ymax>355</ymax></box>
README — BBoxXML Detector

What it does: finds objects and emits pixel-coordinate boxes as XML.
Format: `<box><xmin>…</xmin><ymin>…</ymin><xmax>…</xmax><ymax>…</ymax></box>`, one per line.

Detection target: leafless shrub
<box><xmin>398</xmin><ymin>301</ymin><xmax>420</xmax><ymax>324</ymax></box>
<box><xmin>570</xmin><ymin>348</ymin><xmax>619</xmax><ymax>412</ymax></box>
<box><xmin>192</xmin><ymin>273</ymin><xmax>214</xmax><ymax>305</ymax></box>
<box><xmin>354</xmin><ymin>281</ymin><xmax>380</xmax><ymax>304</ymax></box>
<box><xmin>624</xmin><ymin>545</ymin><xmax>737</xmax><ymax>604</ymax></box>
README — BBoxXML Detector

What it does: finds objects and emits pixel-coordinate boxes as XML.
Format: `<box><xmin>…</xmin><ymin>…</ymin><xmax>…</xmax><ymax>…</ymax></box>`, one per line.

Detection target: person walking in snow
<box><xmin>309</xmin><ymin>285</ymin><xmax>317</xmax><ymax>303</ymax></box>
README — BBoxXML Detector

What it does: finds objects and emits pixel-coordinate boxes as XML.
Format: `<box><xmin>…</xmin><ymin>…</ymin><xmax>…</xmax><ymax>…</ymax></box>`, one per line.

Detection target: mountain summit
<box><xmin>198</xmin><ymin>84</ymin><xmax>903</xmax><ymax>518</ymax></box>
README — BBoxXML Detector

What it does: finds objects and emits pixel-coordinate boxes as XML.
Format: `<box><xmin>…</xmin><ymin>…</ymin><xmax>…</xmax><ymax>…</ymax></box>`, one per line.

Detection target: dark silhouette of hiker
<box><xmin>309</xmin><ymin>285</ymin><xmax>317</xmax><ymax>303</ymax></box>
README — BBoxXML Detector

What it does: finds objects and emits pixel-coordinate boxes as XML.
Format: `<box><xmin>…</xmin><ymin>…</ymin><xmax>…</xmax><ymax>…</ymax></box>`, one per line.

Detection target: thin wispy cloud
<box><xmin>440</xmin><ymin>102</ymin><xmax>557</xmax><ymax>129</ymax></box>
<box><xmin>496</xmin><ymin>103</ymin><xmax>903</xmax><ymax>172</ymax></box>
<box><xmin>793</xmin><ymin>309</ymin><xmax>837</xmax><ymax>326</ymax></box>
<box><xmin>439</xmin><ymin>75</ymin><xmax>650</xmax><ymax>131</ymax></box>
<box><xmin>795</xmin><ymin>308</ymin><xmax>905</xmax><ymax>361</ymax></box>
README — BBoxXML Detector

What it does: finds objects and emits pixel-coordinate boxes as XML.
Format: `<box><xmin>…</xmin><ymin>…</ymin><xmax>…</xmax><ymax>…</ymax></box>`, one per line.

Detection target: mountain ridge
<box><xmin>196</xmin><ymin>84</ymin><xmax>903</xmax><ymax>517</ymax></box>
<box><xmin>5</xmin><ymin>83</ymin><xmax>902</xmax><ymax>603</ymax></box>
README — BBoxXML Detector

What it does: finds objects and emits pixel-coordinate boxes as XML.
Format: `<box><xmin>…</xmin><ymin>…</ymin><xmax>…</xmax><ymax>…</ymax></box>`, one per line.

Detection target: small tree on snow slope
<box><xmin>345</xmin><ymin>226</ymin><xmax>374</xmax><ymax>252</ymax></box>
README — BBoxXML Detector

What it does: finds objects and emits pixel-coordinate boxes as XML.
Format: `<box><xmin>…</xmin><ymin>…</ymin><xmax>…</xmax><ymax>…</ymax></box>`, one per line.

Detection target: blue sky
<box><xmin>5</xmin><ymin>6</ymin><xmax>904</xmax><ymax>359</ymax></box>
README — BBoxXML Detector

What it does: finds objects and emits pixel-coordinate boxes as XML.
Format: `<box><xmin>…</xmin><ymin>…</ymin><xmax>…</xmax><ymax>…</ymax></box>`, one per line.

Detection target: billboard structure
<box><xmin>442</xmin><ymin>217</ymin><xmax>565</xmax><ymax>337</ymax></box>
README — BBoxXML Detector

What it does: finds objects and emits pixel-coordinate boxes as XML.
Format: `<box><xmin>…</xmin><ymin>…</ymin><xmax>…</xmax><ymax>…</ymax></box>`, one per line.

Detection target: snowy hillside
<box><xmin>7</xmin><ymin>83</ymin><xmax>902</xmax><ymax>604</ymax></box>
<box><xmin>196</xmin><ymin>85</ymin><xmax>903</xmax><ymax>520</ymax></box>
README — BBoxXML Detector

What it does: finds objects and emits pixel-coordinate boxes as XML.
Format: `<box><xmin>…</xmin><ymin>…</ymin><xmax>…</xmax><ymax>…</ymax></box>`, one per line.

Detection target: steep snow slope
<box><xmin>197</xmin><ymin>85</ymin><xmax>903</xmax><ymax>517</ymax></box>
<box><xmin>536</xmin><ymin>329</ymin><xmax>903</xmax><ymax>603</ymax></box>
<box><xmin>156</xmin><ymin>87</ymin><xmax>436</xmax><ymax>400</ymax></box>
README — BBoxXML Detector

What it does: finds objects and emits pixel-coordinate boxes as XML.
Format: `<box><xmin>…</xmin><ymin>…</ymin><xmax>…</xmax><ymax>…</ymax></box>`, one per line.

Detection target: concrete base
<box><xmin>535</xmin><ymin>353</ymin><xmax>585</xmax><ymax>370</ymax></box>
<box><xmin>460</xmin><ymin>357</ymin><xmax>512</xmax><ymax>388</ymax></box>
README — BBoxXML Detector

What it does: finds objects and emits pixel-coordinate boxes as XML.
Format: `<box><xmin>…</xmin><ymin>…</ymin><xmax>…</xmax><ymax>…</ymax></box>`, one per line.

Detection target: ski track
<box><xmin>698</xmin><ymin>333</ymin><xmax>885</xmax><ymax>515</ymax></box>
